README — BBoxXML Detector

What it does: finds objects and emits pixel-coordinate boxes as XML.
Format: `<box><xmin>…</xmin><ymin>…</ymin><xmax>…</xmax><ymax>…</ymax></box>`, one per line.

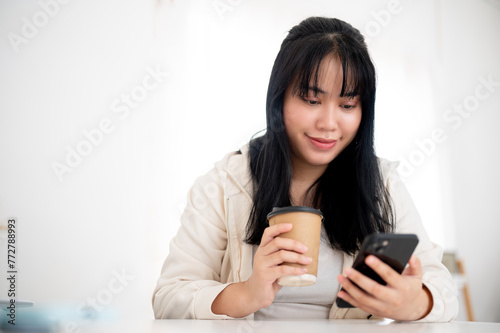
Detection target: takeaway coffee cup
<box><xmin>267</xmin><ymin>206</ymin><xmax>323</xmax><ymax>287</ymax></box>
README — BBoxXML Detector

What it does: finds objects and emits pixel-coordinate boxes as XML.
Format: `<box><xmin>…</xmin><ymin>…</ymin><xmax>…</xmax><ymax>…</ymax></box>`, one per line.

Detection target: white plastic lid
<box><xmin>277</xmin><ymin>274</ymin><xmax>317</xmax><ymax>287</ymax></box>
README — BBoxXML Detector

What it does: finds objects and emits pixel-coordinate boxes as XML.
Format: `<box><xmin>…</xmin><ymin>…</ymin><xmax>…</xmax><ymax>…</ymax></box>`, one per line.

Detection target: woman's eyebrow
<box><xmin>341</xmin><ymin>92</ymin><xmax>360</xmax><ymax>98</ymax></box>
<box><xmin>308</xmin><ymin>86</ymin><xmax>327</xmax><ymax>95</ymax></box>
<box><xmin>306</xmin><ymin>85</ymin><xmax>360</xmax><ymax>98</ymax></box>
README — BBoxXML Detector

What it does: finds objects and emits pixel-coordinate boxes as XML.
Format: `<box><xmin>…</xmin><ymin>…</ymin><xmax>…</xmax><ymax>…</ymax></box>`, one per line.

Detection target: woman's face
<box><xmin>283</xmin><ymin>56</ymin><xmax>362</xmax><ymax>173</ymax></box>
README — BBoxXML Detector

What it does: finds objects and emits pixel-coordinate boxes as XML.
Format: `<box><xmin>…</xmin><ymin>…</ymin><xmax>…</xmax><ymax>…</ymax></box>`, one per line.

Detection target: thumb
<box><xmin>402</xmin><ymin>256</ymin><xmax>423</xmax><ymax>278</ymax></box>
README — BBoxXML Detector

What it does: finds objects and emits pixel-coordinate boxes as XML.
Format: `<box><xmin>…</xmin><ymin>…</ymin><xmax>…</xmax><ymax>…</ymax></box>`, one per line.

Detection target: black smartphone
<box><xmin>336</xmin><ymin>233</ymin><xmax>419</xmax><ymax>308</ymax></box>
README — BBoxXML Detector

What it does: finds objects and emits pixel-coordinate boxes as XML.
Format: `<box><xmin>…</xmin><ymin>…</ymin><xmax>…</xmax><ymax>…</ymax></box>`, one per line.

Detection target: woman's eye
<box><xmin>341</xmin><ymin>104</ymin><xmax>356</xmax><ymax>110</ymax></box>
<box><xmin>301</xmin><ymin>97</ymin><xmax>320</xmax><ymax>105</ymax></box>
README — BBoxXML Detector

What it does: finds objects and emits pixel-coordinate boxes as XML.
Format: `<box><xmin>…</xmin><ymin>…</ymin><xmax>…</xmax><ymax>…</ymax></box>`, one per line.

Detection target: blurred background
<box><xmin>0</xmin><ymin>0</ymin><xmax>499</xmax><ymax>328</ymax></box>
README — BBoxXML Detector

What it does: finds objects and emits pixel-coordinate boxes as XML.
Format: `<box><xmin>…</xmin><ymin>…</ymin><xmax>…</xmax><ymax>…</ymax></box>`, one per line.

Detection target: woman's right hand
<box><xmin>212</xmin><ymin>222</ymin><xmax>311</xmax><ymax>317</ymax></box>
<box><xmin>245</xmin><ymin>222</ymin><xmax>312</xmax><ymax>310</ymax></box>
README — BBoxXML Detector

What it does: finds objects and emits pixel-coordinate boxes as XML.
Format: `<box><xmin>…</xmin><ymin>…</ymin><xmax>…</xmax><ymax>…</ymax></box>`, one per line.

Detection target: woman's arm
<box><xmin>336</xmin><ymin>160</ymin><xmax>459</xmax><ymax>322</ymax></box>
<box><xmin>211</xmin><ymin>223</ymin><xmax>311</xmax><ymax>317</ymax></box>
<box><xmin>365</xmin><ymin>160</ymin><xmax>459</xmax><ymax>321</ymax></box>
<box><xmin>153</xmin><ymin>156</ymin><xmax>311</xmax><ymax>319</ymax></box>
<box><xmin>386</xmin><ymin>162</ymin><xmax>459</xmax><ymax>322</ymax></box>
<box><xmin>152</xmin><ymin>165</ymin><xmax>232</xmax><ymax>319</ymax></box>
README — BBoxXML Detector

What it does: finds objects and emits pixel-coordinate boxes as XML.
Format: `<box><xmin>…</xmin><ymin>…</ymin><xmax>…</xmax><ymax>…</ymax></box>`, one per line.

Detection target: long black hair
<box><xmin>245</xmin><ymin>17</ymin><xmax>394</xmax><ymax>255</ymax></box>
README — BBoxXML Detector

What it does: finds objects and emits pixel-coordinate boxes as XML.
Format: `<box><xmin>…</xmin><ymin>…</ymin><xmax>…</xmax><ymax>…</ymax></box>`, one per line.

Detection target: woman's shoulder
<box><xmin>213</xmin><ymin>143</ymin><xmax>250</xmax><ymax>173</ymax></box>
<box><xmin>376</xmin><ymin>157</ymin><xmax>401</xmax><ymax>185</ymax></box>
<box><xmin>203</xmin><ymin>143</ymin><xmax>252</xmax><ymax>194</ymax></box>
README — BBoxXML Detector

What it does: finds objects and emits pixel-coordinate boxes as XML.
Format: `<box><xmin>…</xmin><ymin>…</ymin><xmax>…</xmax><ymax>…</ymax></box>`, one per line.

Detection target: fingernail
<box><xmin>345</xmin><ymin>267</ymin><xmax>353</xmax><ymax>276</ymax></box>
<box><xmin>305</xmin><ymin>256</ymin><xmax>312</xmax><ymax>263</ymax></box>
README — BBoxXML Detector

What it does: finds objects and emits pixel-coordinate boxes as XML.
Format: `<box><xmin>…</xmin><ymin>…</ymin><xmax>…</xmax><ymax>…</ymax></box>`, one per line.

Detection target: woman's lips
<box><xmin>308</xmin><ymin>136</ymin><xmax>337</xmax><ymax>149</ymax></box>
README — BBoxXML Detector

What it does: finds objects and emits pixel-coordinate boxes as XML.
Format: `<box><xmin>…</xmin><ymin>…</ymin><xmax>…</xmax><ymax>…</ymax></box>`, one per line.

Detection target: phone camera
<box><xmin>374</xmin><ymin>240</ymin><xmax>389</xmax><ymax>254</ymax></box>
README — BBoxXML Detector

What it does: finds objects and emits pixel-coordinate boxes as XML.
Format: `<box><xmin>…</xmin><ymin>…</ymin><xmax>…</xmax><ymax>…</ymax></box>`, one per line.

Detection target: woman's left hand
<box><xmin>336</xmin><ymin>255</ymin><xmax>433</xmax><ymax>321</ymax></box>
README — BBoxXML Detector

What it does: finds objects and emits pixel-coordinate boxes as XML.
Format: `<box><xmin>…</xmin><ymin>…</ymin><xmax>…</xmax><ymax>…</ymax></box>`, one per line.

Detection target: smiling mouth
<box><xmin>308</xmin><ymin>136</ymin><xmax>337</xmax><ymax>149</ymax></box>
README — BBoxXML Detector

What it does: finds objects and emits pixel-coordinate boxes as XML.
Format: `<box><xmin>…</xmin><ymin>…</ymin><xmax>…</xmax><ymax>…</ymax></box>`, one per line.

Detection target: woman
<box><xmin>153</xmin><ymin>17</ymin><xmax>458</xmax><ymax>321</ymax></box>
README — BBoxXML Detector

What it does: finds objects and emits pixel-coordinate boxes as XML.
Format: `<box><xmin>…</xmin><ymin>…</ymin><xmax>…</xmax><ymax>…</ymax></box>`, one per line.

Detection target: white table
<box><xmin>79</xmin><ymin>319</ymin><xmax>500</xmax><ymax>333</ymax></box>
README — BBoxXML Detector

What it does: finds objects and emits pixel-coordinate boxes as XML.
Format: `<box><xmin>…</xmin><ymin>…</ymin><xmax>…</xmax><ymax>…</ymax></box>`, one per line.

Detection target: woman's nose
<box><xmin>317</xmin><ymin>105</ymin><xmax>338</xmax><ymax>131</ymax></box>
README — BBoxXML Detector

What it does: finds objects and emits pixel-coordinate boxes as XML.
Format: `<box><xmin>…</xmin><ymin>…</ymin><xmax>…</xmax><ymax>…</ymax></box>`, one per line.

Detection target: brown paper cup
<box><xmin>267</xmin><ymin>206</ymin><xmax>323</xmax><ymax>287</ymax></box>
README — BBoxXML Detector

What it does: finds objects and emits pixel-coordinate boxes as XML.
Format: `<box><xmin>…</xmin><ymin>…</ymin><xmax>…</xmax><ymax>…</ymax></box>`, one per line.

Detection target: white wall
<box><xmin>0</xmin><ymin>0</ymin><xmax>498</xmax><ymax>326</ymax></box>
<box><xmin>438</xmin><ymin>0</ymin><xmax>500</xmax><ymax>322</ymax></box>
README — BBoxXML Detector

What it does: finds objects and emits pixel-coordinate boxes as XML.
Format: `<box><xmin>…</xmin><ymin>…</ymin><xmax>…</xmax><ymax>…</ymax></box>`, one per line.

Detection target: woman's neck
<box><xmin>289</xmin><ymin>157</ymin><xmax>327</xmax><ymax>207</ymax></box>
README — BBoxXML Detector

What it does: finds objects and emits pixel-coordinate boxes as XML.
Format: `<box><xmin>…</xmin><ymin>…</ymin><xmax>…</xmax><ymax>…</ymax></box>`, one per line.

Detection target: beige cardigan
<box><xmin>152</xmin><ymin>144</ymin><xmax>459</xmax><ymax>321</ymax></box>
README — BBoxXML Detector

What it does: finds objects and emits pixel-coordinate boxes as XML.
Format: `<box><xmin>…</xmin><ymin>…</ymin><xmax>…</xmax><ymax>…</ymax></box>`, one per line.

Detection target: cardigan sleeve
<box><xmin>152</xmin><ymin>159</ymin><xmax>234</xmax><ymax>319</ymax></box>
<box><xmin>381</xmin><ymin>159</ymin><xmax>459</xmax><ymax>322</ymax></box>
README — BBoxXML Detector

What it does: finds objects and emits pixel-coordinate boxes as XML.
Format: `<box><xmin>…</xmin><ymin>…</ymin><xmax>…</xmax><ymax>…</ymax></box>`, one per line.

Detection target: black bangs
<box><xmin>290</xmin><ymin>33</ymin><xmax>372</xmax><ymax>99</ymax></box>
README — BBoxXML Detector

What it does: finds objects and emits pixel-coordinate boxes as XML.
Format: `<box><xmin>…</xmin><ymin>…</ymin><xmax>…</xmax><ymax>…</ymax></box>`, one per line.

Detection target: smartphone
<box><xmin>336</xmin><ymin>233</ymin><xmax>419</xmax><ymax>308</ymax></box>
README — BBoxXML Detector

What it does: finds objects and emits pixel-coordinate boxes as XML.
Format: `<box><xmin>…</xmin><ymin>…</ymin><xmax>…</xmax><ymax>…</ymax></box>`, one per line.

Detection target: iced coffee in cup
<box><xmin>267</xmin><ymin>206</ymin><xmax>323</xmax><ymax>287</ymax></box>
